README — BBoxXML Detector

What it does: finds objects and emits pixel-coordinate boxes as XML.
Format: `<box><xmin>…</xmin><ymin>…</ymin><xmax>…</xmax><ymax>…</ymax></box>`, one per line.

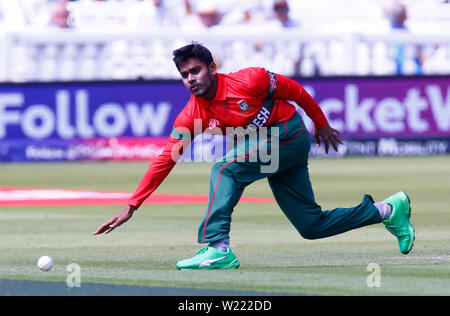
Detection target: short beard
<box><xmin>194</xmin><ymin>73</ymin><xmax>213</xmax><ymax>98</ymax></box>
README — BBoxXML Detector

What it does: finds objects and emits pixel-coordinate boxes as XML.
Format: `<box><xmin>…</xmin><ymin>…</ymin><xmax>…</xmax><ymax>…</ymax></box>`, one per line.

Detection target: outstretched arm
<box><xmin>93</xmin><ymin>129</ymin><xmax>192</xmax><ymax>235</ymax></box>
<box><xmin>274</xmin><ymin>73</ymin><xmax>344</xmax><ymax>153</ymax></box>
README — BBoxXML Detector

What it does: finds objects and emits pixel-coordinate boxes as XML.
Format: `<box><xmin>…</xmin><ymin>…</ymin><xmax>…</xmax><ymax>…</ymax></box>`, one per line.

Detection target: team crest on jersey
<box><xmin>237</xmin><ymin>99</ymin><xmax>252</xmax><ymax>113</ymax></box>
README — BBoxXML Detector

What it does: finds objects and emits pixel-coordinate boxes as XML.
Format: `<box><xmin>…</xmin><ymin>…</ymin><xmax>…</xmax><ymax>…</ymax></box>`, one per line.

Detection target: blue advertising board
<box><xmin>0</xmin><ymin>76</ymin><xmax>449</xmax><ymax>161</ymax></box>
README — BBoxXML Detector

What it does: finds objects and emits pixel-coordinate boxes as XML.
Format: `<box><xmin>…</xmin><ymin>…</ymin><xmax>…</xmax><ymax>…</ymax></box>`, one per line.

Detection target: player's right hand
<box><xmin>93</xmin><ymin>205</ymin><xmax>137</xmax><ymax>235</ymax></box>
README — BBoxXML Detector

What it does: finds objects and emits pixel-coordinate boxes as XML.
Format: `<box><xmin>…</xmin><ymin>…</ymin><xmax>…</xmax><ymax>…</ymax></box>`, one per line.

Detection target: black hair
<box><xmin>172</xmin><ymin>42</ymin><xmax>214</xmax><ymax>70</ymax></box>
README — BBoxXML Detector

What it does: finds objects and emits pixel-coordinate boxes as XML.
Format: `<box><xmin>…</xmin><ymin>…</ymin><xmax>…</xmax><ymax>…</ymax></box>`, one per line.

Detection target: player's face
<box><xmin>179</xmin><ymin>58</ymin><xmax>217</xmax><ymax>99</ymax></box>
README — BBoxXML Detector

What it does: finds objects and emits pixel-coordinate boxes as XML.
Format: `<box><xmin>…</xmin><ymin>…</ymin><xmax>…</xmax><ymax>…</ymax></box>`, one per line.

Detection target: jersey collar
<box><xmin>214</xmin><ymin>74</ymin><xmax>227</xmax><ymax>101</ymax></box>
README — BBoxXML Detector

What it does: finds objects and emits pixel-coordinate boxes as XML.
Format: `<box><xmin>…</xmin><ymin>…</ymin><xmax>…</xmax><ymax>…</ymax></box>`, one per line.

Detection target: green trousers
<box><xmin>198</xmin><ymin>113</ymin><xmax>382</xmax><ymax>244</ymax></box>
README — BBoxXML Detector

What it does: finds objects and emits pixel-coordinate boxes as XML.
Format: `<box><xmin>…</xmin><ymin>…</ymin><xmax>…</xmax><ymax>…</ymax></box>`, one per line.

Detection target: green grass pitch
<box><xmin>0</xmin><ymin>156</ymin><xmax>449</xmax><ymax>295</ymax></box>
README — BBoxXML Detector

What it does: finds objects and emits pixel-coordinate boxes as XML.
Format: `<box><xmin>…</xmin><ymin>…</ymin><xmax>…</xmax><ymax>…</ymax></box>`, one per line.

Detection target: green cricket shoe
<box><xmin>383</xmin><ymin>191</ymin><xmax>415</xmax><ymax>254</ymax></box>
<box><xmin>176</xmin><ymin>246</ymin><xmax>240</xmax><ymax>270</ymax></box>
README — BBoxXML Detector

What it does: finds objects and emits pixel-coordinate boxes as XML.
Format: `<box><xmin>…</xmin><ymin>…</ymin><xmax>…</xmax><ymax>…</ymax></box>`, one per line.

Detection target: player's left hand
<box><xmin>313</xmin><ymin>124</ymin><xmax>344</xmax><ymax>154</ymax></box>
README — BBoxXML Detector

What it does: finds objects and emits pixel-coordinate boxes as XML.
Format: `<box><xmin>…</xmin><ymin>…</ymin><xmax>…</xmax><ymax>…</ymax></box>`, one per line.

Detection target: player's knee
<box><xmin>211</xmin><ymin>161</ymin><xmax>238</xmax><ymax>179</ymax></box>
<box><xmin>211</xmin><ymin>161</ymin><xmax>226</xmax><ymax>175</ymax></box>
<box><xmin>298</xmin><ymin>226</ymin><xmax>320</xmax><ymax>240</ymax></box>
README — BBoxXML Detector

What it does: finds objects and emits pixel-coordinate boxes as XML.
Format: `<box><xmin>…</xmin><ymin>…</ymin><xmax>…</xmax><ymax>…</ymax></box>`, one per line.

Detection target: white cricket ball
<box><xmin>37</xmin><ymin>255</ymin><xmax>53</xmax><ymax>271</ymax></box>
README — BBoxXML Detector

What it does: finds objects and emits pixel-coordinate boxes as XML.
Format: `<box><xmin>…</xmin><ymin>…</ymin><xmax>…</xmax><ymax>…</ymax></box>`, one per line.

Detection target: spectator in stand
<box><xmin>269</xmin><ymin>0</ymin><xmax>300</xmax><ymax>29</ymax></box>
<box><xmin>50</xmin><ymin>0</ymin><xmax>71</xmax><ymax>28</ymax></box>
<box><xmin>196</xmin><ymin>1</ymin><xmax>222</xmax><ymax>29</ymax></box>
<box><xmin>383</xmin><ymin>0</ymin><xmax>424</xmax><ymax>75</ymax></box>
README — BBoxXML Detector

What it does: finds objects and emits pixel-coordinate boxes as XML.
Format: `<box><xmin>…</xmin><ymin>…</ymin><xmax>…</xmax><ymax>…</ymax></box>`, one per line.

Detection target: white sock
<box><xmin>374</xmin><ymin>201</ymin><xmax>393</xmax><ymax>221</ymax></box>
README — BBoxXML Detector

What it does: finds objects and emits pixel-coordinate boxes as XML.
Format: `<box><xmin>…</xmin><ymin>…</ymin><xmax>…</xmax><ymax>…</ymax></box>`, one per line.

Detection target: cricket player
<box><xmin>94</xmin><ymin>43</ymin><xmax>415</xmax><ymax>269</ymax></box>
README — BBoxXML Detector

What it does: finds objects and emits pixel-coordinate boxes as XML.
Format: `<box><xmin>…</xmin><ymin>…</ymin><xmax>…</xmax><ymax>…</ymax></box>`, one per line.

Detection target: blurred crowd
<box><xmin>1</xmin><ymin>0</ymin><xmax>448</xmax><ymax>31</ymax></box>
<box><xmin>0</xmin><ymin>0</ymin><xmax>305</xmax><ymax>31</ymax></box>
<box><xmin>0</xmin><ymin>0</ymin><xmax>449</xmax><ymax>80</ymax></box>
